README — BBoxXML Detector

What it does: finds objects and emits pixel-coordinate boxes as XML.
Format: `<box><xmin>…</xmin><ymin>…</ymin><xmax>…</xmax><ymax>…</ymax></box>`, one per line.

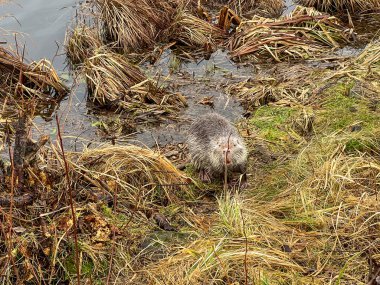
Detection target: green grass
<box><xmin>250</xmin><ymin>106</ymin><xmax>295</xmax><ymax>142</ymax></box>
<box><xmin>318</xmin><ymin>92</ymin><xmax>379</xmax><ymax>133</ymax></box>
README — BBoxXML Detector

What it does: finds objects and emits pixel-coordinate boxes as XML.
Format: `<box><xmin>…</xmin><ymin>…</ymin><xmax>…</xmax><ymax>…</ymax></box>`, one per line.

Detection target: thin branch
<box><xmin>241</xmin><ymin>209</ymin><xmax>248</xmax><ymax>285</ymax></box>
<box><xmin>55</xmin><ymin>114</ymin><xmax>81</xmax><ymax>285</ymax></box>
<box><xmin>224</xmin><ymin>132</ymin><xmax>232</xmax><ymax>191</ymax></box>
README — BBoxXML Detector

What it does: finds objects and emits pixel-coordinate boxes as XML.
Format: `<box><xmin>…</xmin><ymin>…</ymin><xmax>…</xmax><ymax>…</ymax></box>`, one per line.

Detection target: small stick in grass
<box><xmin>224</xmin><ymin>132</ymin><xmax>232</xmax><ymax>191</ymax></box>
<box><xmin>55</xmin><ymin>114</ymin><xmax>81</xmax><ymax>285</ymax></box>
<box><xmin>241</xmin><ymin>208</ymin><xmax>248</xmax><ymax>285</ymax></box>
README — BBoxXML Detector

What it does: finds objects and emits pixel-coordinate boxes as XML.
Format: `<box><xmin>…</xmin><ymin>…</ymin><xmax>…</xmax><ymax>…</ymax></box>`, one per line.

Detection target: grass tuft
<box><xmin>65</xmin><ymin>25</ymin><xmax>103</xmax><ymax>66</ymax></box>
<box><xmin>94</xmin><ymin>0</ymin><xmax>183</xmax><ymax>52</ymax></box>
<box><xmin>83</xmin><ymin>48</ymin><xmax>187</xmax><ymax>122</ymax></box>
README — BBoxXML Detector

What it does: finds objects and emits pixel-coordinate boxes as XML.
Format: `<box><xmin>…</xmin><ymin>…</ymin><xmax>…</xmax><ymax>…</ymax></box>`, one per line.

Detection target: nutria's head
<box><xmin>210</xmin><ymin>134</ymin><xmax>247</xmax><ymax>171</ymax></box>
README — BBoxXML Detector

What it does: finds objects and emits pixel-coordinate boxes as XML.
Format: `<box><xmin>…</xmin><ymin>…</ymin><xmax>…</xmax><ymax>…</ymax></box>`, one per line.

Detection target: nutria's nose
<box><xmin>223</xmin><ymin>149</ymin><xmax>232</xmax><ymax>164</ymax></box>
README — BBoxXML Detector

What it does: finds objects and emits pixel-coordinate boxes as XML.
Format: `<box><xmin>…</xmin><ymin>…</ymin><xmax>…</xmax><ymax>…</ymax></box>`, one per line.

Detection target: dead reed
<box><xmin>0</xmin><ymin>46</ymin><xmax>68</xmax><ymax>150</ymax></box>
<box><xmin>0</xmin><ymin>46</ymin><xmax>68</xmax><ymax>100</ymax></box>
<box><xmin>172</xmin><ymin>12</ymin><xmax>226</xmax><ymax>48</ymax></box>
<box><xmin>227</xmin><ymin>6</ymin><xmax>354</xmax><ymax>62</ymax></box>
<box><xmin>297</xmin><ymin>0</ymin><xmax>380</xmax><ymax>13</ymax></box>
<box><xmin>83</xmin><ymin>48</ymin><xmax>186</xmax><ymax>120</ymax></box>
<box><xmin>65</xmin><ymin>25</ymin><xmax>103</xmax><ymax>66</ymax></box>
<box><xmin>227</xmin><ymin>0</ymin><xmax>285</xmax><ymax>18</ymax></box>
<box><xmin>94</xmin><ymin>0</ymin><xmax>183</xmax><ymax>52</ymax></box>
<box><xmin>71</xmin><ymin>144</ymin><xmax>193</xmax><ymax>207</ymax></box>
<box><xmin>201</xmin><ymin>0</ymin><xmax>284</xmax><ymax>18</ymax></box>
<box><xmin>226</xmin><ymin>63</ymin><xmax>332</xmax><ymax>110</ymax></box>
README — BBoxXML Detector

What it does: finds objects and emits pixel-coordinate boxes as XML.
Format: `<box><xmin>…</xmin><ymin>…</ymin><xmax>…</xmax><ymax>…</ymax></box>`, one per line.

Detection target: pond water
<box><xmin>1</xmin><ymin>0</ymin><xmax>96</xmax><ymax>150</ymax></box>
<box><xmin>0</xmin><ymin>0</ymin><xmax>252</xmax><ymax>150</ymax></box>
<box><xmin>0</xmin><ymin>0</ymin><xmax>367</xmax><ymax>151</ymax></box>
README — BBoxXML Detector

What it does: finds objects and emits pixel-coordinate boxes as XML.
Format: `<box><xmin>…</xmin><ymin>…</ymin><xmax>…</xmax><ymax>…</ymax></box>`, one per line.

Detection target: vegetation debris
<box><xmin>227</xmin><ymin>6</ymin><xmax>354</xmax><ymax>62</ymax></box>
<box><xmin>0</xmin><ymin>46</ymin><xmax>68</xmax><ymax>99</ymax></box>
<box><xmin>83</xmin><ymin>48</ymin><xmax>187</xmax><ymax>122</ymax></box>
<box><xmin>297</xmin><ymin>0</ymin><xmax>380</xmax><ymax>13</ymax></box>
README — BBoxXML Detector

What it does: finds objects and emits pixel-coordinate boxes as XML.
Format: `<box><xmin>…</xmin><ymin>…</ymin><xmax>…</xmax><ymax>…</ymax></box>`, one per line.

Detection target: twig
<box><xmin>241</xmin><ymin>209</ymin><xmax>248</xmax><ymax>285</ymax></box>
<box><xmin>224</xmin><ymin>132</ymin><xmax>232</xmax><ymax>191</ymax></box>
<box><xmin>106</xmin><ymin>183</ymin><xmax>118</xmax><ymax>285</ymax></box>
<box><xmin>55</xmin><ymin>114</ymin><xmax>81</xmax><ymax>285</ymax></box>
<box><xmin>7</xmin><ymin>142</ymin><xmax>20</xmax><ymax>282</ymax></box>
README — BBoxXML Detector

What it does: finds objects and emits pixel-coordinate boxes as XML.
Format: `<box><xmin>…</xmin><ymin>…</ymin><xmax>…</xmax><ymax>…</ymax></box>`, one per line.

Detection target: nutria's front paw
<box><xmin>228</xmin><ymin>180</ymin><xmax>247</xmax><ymax>190</ymax></box>
<box><xmin>239</xmin><ymin>173</ymin><xmax>248</xmax><ymax>190</ymax></box>
<box><xmin>239</xmin><ymin>180</ymin><xmax>248</xmax><ymax>190</ymax></box>
<box><xmin>228</xmin><ymin>174</ymin><xmax>248</xmax><ymax>189</ymax></box>
<box><xmin>199</xmin><ymin>169</ymin><xmax>212</xmax><ymax>183</ymax></box>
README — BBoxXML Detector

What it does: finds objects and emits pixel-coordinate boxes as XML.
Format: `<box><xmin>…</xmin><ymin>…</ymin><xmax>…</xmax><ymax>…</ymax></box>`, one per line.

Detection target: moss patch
<box><xmin>249</xmin><ymin>106</ymin><xmax>295</xmax><ymax>144</ymax></box>
<box><xmin>316</xmin><ymin>85</ymin><xmax>380</xmax><ymax>135</ymax></box>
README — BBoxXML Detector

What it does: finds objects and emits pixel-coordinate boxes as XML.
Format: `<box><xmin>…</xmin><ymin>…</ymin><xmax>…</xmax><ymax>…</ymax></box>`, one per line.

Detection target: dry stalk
<box><xmin>296</xmin><ymin>0</ymin><xmax>380</xmax><ymax>13</ymax></box>
<box><xmin>224</xmin><ymin>132</ymin><xmax>232</xmax><ymax>191</ymax></box>
<box><xmin>55</xmin><ymin>114</ymin><xmax>80</xmax><ymax>285</ymax></box>
<box><xmin>228</xmin><ymin>6</ymin><xmax>353</xmax><ymax>62</ymax></box>
<box><xmin>240</xmin><ymin>208</ymin><xmax>248</xmax><ymax>285</ymax></box>
<box><xmin>7</xmin><ymin>143</ymin><xmax>20</xmax><ymax>283</ymax></box>
<box><xmin>106</xmin><ymin>183</ymin><xmax>118</xmax><ymax>285</ymax></box>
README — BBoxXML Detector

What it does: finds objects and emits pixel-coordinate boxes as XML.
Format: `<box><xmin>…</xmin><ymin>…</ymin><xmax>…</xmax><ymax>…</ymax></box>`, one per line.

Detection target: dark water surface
<box><xmin>0</xmin><ymin>0</ymin><xmax>250</xmax><ymax>150</ymax></box>
<box><xmin>0</xmin><ymin>0</ymin><xmax>367</xmax><ymax>151</ymax></box>
<box><xmin>1</xmin><ymin>0</ymin><xmax>97</xmax><ymax>150</ymax></box>
<box><xmin>0</xmin><ymin>0</ymin><xmax>78</xmax><ymax>70</ymax></box>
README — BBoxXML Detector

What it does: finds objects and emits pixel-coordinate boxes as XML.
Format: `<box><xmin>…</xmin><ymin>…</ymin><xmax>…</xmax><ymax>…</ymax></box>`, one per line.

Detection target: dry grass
<box><xmin>0</xmin><ymin>46</ymin><xmax>68</xmax><ymax>150</ymax></box>
<box><xmin>94</xmin><ymin>0</ymin><xmax>184</xmax><ymax>52</ymax></box>
<box><xmin>172</xmin><ymin>12</ymin><xmax>226</xmax><ymax>48</ymax></box>
<box><xmin>249</xmin><ymin>36</ymin><xmax>380</xmax><ymax>108</ymax></box>
<box><xmin>64</xmin><ymin>4</ymin><xmax>190</xmax><ymax>123</ymax></box>
<box><xmin>0</xmin><ymin>142</ymin><xmax>195</xmax><ymax>284</ymax></box>
<box><xmin>71</xmin><ymin>145</ymin><xmax>193</xmax><ymax>207</ymax></box>
<box><xmin>0</xmin><ymin>46</ymin><xmax>68</xmax><ymax>100</ymax></box>
<box><xmin>2</xmin><ymin>131</ymin><xmax>379</xmax><ymax>284</ymax></box>
<box><xmin>227</xmin><ymin>0</ymin><xmax>285</xmax><ymax>18</ymax></box>
<box><xmin>227</xmin><ymin>6</ymin><xmax>354</xmax><ymax>62</ymax></box>
<box><xmin>336</xmin><ymin>37</ymin><xmax>380</xmax><ymax>80</ymax></box>
<box><xmin>297</xmin><ymin>0</ymin><xmax>380</xmax><ymax>13</ymax></box>
<box><xmin>202</xmin><ymin>0</ymin><xmax>284</xmax><ymax>18</ymax></box>
<box><xmin>83</xmin><ymin>48</ymin><xmax>187</xmax><ymax>121</ymax></box>
<box><xmin>226</xmin><ymin>63</ymin><xmax>332</xmax><ymax>110</ymax></box>
<box><xmin>65</xmin><ymin>25</ymin><xmax>103</xmax><ymax>66</ymax></box>
<box><xmin>133</xmin><ymin>140</ymin><xmax>380</xmax><ymax>284</ymax></box>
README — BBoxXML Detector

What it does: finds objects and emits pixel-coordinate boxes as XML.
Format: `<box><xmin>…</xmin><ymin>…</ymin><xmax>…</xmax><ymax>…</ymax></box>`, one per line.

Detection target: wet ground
<box><xmin>0</xmin><ymin>0</ymin><xmax>368</xmax><ymax>151</ymax></box>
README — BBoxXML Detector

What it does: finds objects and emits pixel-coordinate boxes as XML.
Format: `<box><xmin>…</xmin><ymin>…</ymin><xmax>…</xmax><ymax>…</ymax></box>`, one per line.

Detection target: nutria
<box><xmin>187</xmin><ymin>113</ymin><xmax>248</xmax><ymax>186</ymax></box>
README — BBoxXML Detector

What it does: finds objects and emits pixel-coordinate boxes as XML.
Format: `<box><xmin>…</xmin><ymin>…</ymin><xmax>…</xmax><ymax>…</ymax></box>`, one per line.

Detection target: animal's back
<box><xmin>188</xmin><ymin>113</ymin><xmax>237</xmax><ymax>144</ymax></box>
<box><xmin>187</xmin><ymin>113</ymin><xmax>237</xmax><ymax>170</ymax></box>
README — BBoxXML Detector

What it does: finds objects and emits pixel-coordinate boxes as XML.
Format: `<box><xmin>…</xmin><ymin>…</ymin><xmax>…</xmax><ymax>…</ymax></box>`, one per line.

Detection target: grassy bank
<box><xmin>0</xmin><ymin>1</ymin><xmax>379</xmax><ymax>284</ymax></box>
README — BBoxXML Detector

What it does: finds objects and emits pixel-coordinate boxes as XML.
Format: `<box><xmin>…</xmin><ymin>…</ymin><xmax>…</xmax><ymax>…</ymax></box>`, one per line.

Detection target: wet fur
<box><xmin>187</xmin><ymin>113</ymin><xmax>248</xmax><ymax>180</ymax></box>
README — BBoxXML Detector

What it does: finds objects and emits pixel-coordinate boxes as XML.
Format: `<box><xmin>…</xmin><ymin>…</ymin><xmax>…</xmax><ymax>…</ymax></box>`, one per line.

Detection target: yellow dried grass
<box><xmin>70</xmin><ymin>144</ymin><xmax>193</xmax><ymax>207</ymax></box>
<box><xmin>83</xmin><ymin>48</ymin><xmax>186</xmax><ymax>119</ymax></box>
